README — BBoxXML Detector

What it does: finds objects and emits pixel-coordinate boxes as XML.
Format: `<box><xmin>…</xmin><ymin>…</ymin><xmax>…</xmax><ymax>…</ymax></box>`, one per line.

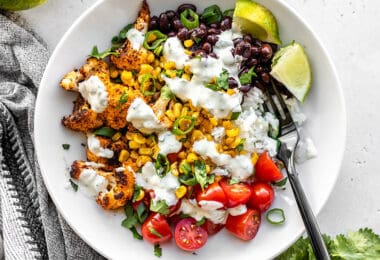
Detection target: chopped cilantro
<box><xmin>93</xmin><ymin>127</ymin><xmax>115</xmax><ymax>138</ymax></box>
<box><xmin>129</xmin><ymin>226</ymin><xmax>143</xmax><ymax>240</ymax></box>
<box><xmin>196</xmin><ymin>218</ymin><xmax>206</xmax><ymax>226</ymax></box>
<box><xmin>62</xmin><ymin>144</ymin><xmax>70</xmax><ymax>150</ymax></box>
<box><xmin>239</xmin><ymin>67</ymin><xmax>257</xmax><ymax>85</ymax></box>
<box><xmin>154</xmin><ymin>244</ymin><xmax>162</xmax><ymax>257</ymax></box>
<box><xmin>90</xmin><ymin>46</ymin><xmax>119</xmax><ymax>59</ymax></box>
<box><xmin>69</xmin><ymin>179</ymin><xmax>78</xmax><ymax>191</ymax></box>
<box><xmin>150</xmin><ymin>200</ymin><xmax>169</xmax><ymax>215</ymax></box>
<box><xmin>231</xmin><ymin>112</ymin><xmax>241</xmax><ymax>120</ymax></box>
<box><xmin>229</xmin><ymin>179</ymin><xmax>239</xmax><ymax>185</ymax></box>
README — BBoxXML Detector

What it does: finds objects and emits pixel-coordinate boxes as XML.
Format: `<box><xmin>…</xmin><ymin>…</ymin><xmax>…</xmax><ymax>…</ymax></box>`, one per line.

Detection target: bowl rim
<box><xmin>34</xmin><ymin>0</ymin><xmax>346</xmax><ymax>258</ymax></box>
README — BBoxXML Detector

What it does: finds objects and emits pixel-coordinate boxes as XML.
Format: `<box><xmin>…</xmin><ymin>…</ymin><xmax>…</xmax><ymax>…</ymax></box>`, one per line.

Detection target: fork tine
<box><xmin>269</xmin><ymin>79</ymin><xmax>295</xmax><ymax>127</ymax></box>
<box><xmin>265</xmin><ymin>87</ymin><xmax>282</xmax><ymax>120</ymax></box>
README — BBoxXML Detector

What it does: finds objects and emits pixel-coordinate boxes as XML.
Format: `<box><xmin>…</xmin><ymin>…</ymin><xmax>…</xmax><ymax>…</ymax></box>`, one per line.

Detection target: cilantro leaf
<box><xmin>217</xmin><ymin>69</ymin><xmax>229</xmax><ymax>90</ymax></box>
<box><xmin>62</xmin><ymin>144</ymin><xmax>70</xmax><ymax>150</ymax></box>
<box><xmin>93</xmin><ymin>126</ymin><xmax>115</xmax><ymax>138</ymax></box>
<box><xmin>236</xmin><ymin>138</ymin><xmax>246</xmax><ymax>152</ymax></box>
<box><xmin>230</xmin><ymin>112</ymin><xmax>241</xmax><ymax>120</ymax></box>
<box><xmin>150</xmin><ymin>200</ymin><xmax>170</xmax><ymax>215</ymax></box>
<box><xmin>229</xmin><ymin>179</ymin><xmax>239</xmax><ymax>185</ymax></box>
<box><xmin>69</xmin><ymin>179</ymin><xmax>78</xmax><ymax>191</ymax></box>
<box><xmin>160</xmin><ymin>85</ymin><xmax>176</xmax><ymax>100</ymax></box>
<box><xmin>136</xmin><ymin>201</ymin><xmax>148</xmax><ymax>224</ymax></box>
<box><xmin>129</xmin><ymin>226</ymin><xmax>143</xmax><ymax>240</ymax></box>
<box><xmin>90</xmin><ymin>46</ymin><xmax>119</xmax><ymax>59</ymax></box>
<box><xmin>196</xmin><ymin>217</ymin><xmax>206</xmax><ymax>226</ymax></box>
<box><xmin>121</xmin><ymin>204</ymin><xmax>138</xmax><ymax>229</ymax></box>
<box><xmin>132</xmin><ymin>185</ymin><xmax>142</xmax><ymax>202</ymax></box>
<box><xmin>155</xmin><ymin>154</ymin><xmax>170</xmax><ymax>178</ymax></box>
<box><xmin>239</xmin><ymin>67</ymin><xmax>257</xmax><ymax>85</ymax></box>
<box><xmin>154</xmin><ymin>244</ymin><xmax>162</xmax><ymax>257</ymax></box>
<box><xmin>194</xmin><ymin>160</ymin><xmax>208</xmax><ymax>191</ymax></box>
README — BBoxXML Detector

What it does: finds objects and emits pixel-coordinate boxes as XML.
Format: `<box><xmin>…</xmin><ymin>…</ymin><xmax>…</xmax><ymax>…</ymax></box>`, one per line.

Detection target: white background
<box><xmin>20</xmin><ymin>0</ymin><xmax>379</xmax><ymax>238</ymax></box>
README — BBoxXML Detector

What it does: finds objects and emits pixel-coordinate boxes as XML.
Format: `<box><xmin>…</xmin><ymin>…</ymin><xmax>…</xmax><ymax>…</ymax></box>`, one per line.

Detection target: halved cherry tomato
<box><xmin>248</xmin><ymin>182</ymin><xmax>274</xmax><ymax>212</ymax></box>
<box><xmin>220</xmin><ymin>179</ymin><xmax>252</xmax><ymax>208</ymax></box>
<box><xmin>225</xmin><ymin>208</ymin><xmax>261</xmax><ymax>241</ymax></box>
<box><xmin>167</xmin><ymin>153</ymin><xmax>179</xmax><ymax>164</ymax></box>
<box><xmin>255</xmin><ymin>152</ymin><xmax>283</xmax><ymax>182</ymax></box>
<box><xmin>196</xmin><ymin>181</ymin><xmax>227</xmax><ymax>207</ymax></box>
<box><xmin>201</xmin><ymin>219</ymin><xmax>224</xmax><ymax>235</ymax></box>
<box><xmin>141</xmin><ymin>213</ymin><xmax>172</xmax><ymax>244</ymax></box>
<box><xmin>174</xmin><ymin>218</ymin><xmax>208</xmax><ymax>251</ymax></box>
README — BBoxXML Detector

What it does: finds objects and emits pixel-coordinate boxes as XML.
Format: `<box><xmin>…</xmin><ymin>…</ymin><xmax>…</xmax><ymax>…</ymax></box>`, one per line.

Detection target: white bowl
<box><xmin>34</xmin><ymin>0</ymin><xmax>346</xmax><ymax>259</ymax></box>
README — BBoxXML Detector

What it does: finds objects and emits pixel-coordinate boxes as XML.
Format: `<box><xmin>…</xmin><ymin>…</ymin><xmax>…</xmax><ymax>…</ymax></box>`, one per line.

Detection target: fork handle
<box><xmin>286</xmin><ymin>170</ymin><xmax>331</xmax><ymax>259</ymax></box>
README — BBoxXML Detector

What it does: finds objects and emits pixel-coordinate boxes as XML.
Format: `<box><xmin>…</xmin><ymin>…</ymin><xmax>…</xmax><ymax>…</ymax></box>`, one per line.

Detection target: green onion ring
<box><xmin>180</xmin><ymin>9</ymin><xmax>200</xmax><ymax>30</ymax></box>
<box><xmin>172</xmin><ymin>116</ymin><xmax>196</xmax><ymax>135</ymax></box>
<box><xmin>140</xmin><ymin>74</ymin><xmax>156</xmax><ymax>96</ymax></box>
<box><xmin>143</xmin><ymin>30</ymin><xmax>168</xmax><ymax>50</ymax></box>
<box><xmin>266</xmin><ymin>208</ymin><xmax>286</xmax><ymax>225</ymax></box>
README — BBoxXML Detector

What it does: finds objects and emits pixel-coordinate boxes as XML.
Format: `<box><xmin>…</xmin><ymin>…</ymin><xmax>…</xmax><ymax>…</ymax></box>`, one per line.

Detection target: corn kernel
<box><xmin>181</xmin><ymin>73</ymin><xmax>191</xmax><ymax>81</ymax></box>
<box><xmin>192</xmin><ymin>111</ymin><xmax>200</xmax><ymax>118</ymax></box>
<box><xmin>191</xmin><ymin>130</ymin><xmax>204</xmax><ymax>142</ymax></box>
<box><xmin>223</xmin><ymin>120</ymin><xmax>233</xmax><ymax>129</ymax></box>
<box><xmin>206</xmin><ymin>134</ymin><xmax>213</xmax><ymax>141</ymax></box>
<box><xmin>134</xmin><ymin>134</ymin><xmax>146</xmax><ymax>144</ymax></box>
<box><xmin>130</xmin><ymin>151</ymin><xmax>139</xmax><ymax>159</ymax></box>
<box><xmin>215</xmin><ymin>176</ymin><xmax>223</xmax><ymax>182</ymax></box>
<box><xmin>129</xmin><ymin>141</ymin><xmax>140</xmax><ymax>149</ymax></box>
<box><xmin>187</xmin><ymin>153</ymin><xmax>198</xmax><ymax>163</ymax></box>
<box><xmin>139</xmin><ymin>147</ymin><xmax>152</xmax><ymax>155</ymax></box>
<box><xmin>240</xmin><ymin>150</ymin><xmax>247</xmax><ymax>155</ymax></box>
<box><xmin>164</xmin><ymin>61</ymin><xmax>176</xmax><ymax>70</ymax></box>
<box><xmin>178</xmin><ymin>151</ymin><xmax>187</xmax><ymax>159</ymax></box>
<box><xmin>227</xmin><ymin>89</ymin><xmax>235</xmax><ymax>95</ymax></box>
<box><xmin>135</xmin><ymin>189</ymin><xmax>145</xmax><ymax>202</ymax></box>
<box><xmin>209</xmin><ymin>117</ymin><xmax>218</xmax><ymax>126</ymax></box>
<box><xmin>184</xmin><ymin>49</ymin><xmax>192</xmax><ymax>56</ymax></box>
<box><xmin>171</xmin><ymin>162</ymin><xmax>179</xmax><ymax>176</ymax></box>
<box><xmin>140</xmin><ymin>64</ymin><xmax>154</xmax><ymax>74</ymax></box>
<box><xmin>152</xmin><ymin>67</ymin><xmax>161</xmax><ymax>78</ymax></box>
<box><xmin>206</xmin><ymin>164</ymin><xmax>211</xmax><ymax>174</ymax></box>
<box><xmin>137</xmin><ymin>156</ymin><xmax>152</xmax><ymax>167</ymax></box>
<box><xmin>112</xmin><ymin>132</ymin><xmax>122</xmax><ymax>141</ymax></box>
<box><xmin>121</xmin><ymin>70</ymin><xmax>133</xmax><ymax>85</ymax></box>
<box><xmin>225</xmin><ymin>150</ymin><xmax>237</xmax><ymax>157</ymax></box>
<box><xmin>183</xmin><ymin>141</ymin><xmax>192</xmax><ymax>149</ymax></box>
<box><xmin>165</xmin><ymin>110</ymin><xmax>176</xmax><ymax>121</ymax></box>
<box><xmin>184</xmin><ymin>39</ymin><xmax>194</xmax><ymax>48</ymax></box>
<box><xmin>126</xmin><ymin>132</ymin><xmax>135</xmax><ymax>140</ymax></box>
<box><xmin>251</xmin><ymin>152</ymin><xmax>259</xmax><ymax>165</ymax></box>
<box><xmin>165</xmin><ymin>69</ymin><xmax>176</xmax><ymax>78</ymax></box>
<box><xmin>175</xmin><ymin>186</ymin><xmax>187</xmax><ymax>199</ymax></box>
<box><xmin>230</xmin><ymin>138</ymin><xmax>242</xmax><ymax>149</ymax></box>
<box><xmin>147</xmin><ymin>52</ymin><xmax>155</xmax><ymax>63</ymax></box>
<box><xmin>147</xmin><ymin>33</ymin><xmax>157</xmax><ymax>43</ymax></box>
<box><xmin>184</xmin><ymin>65</ymin><xmax>191</xmax><ymax>74</ymax></box>
<box><xmin>226</xmin><ymin>128</ymin><xmax>240</xmax><ymax>138</ymax></box>
<box><xmin>181</xmin><ymin>107</ymin><xmax>188</xmax><ymax>117</ymax></box>
<box><xmin>225</xmin><ymin>137</ymin><xmax>234</xmax><ymax>145</ymax></box>
<box><xmin>110</xmin><ymin>68</ymin><xmax>119</xmax><ymax>79</ymax></box>
<box><xmin>173</xmin><ymin>103</ymin><xmax>183</xmax><ymax>118</ymax></box>
<box><xmin>118</xmin><ymin>149</ymin><xmax>130</xmax><ymax>163</ymax></box>
<box><xmin>152</xmin><ymin>145</ymin><xmax>160</xmax><ymax>158</ymax></box>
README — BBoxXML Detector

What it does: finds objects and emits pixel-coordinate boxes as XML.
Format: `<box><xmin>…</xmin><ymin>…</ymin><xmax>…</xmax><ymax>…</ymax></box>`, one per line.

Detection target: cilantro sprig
<box><xmin>239</xmin><ymin>67</ymin><xmax>257</xmax><ymax>85</ymax></box>
<box><xmin>205</xmin><ymin>69</ymin><xmax>229</xmax><ymax>91</ymax></box>
<box><xmin>90</xmin><ymin>46</ymin><xmax>119</xmax><ymax>59</ymax></box>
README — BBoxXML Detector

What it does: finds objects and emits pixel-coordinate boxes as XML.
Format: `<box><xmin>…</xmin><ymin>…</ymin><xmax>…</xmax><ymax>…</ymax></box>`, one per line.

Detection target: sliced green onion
<box><xmin>143</xmin><ymin>30</ymin><xmax>168</xmax><ymax>50</ymax></box>
<box><xmin>69</xmin><ymin>179</ymin><xmax>78</xmax><ymax>191</ymax></box>
<box><xmin>273</xmin><ymin>177</ymin><xmax>288</xmax><ymax>187</ymax></box>
<box><xmin>172</xmin><ymin>116</ymin><xmax>196</xmax><ymax>135</ymax></box>
<box><xmin>201</xmin><ymin>5</ymin><xmax>222</xmax><ymax>25</ymax></box>
<box><xmin>94</xmin><ymin>127</ymin><xmax>115</xmax><ymax>138</ymax></box>
<box><xmin>153</xmin><ymin>44</ymin><xmax>164</xmax><ymax>56</ymax></box>
<box><xmin>179</xmin><ymin>162</ymin><xmax>192</xmax><ymax>175</ymax></box>
<box><xmin>223</xmin><ymin>8</ymin><xmax>235</xmax><ymax>17</ymax></box>
<box><xmin>180</xmin><ymin>9</ymin><xmax>200</xmax><ymax>30</ymax></box>
<box><xmin>155</xmin><ymin>154</ymin><xmax>170</xmax><ymax>178</ymax></box>
<box><xmin>62</xmin><ymin>144</ymin><xmax>70</xmax><ymax>150</ymax></box>
<box><xmin>149</xmin><ymin>227</ymin><xmax>163</xmax><ymax>238</ymax></box>
<box><xmin>266</xmin><ymin>208</ymin><xmax>286</xmax><ymax>225</ymax></box>
<box><xmin>231</xmin><ymin>112</ymin><xmax>241</xmax><ymax>120</ymax></box>
<box><xmin>140</xmin><ymin>74</ymin><xmax>156</xmax><ymax>96</ymax></box>
<box><xmin>119</xmin><ymin>23</ymin><xmax>134</xmax><ymax>39</ymax></box>
<box><xmin>179</xmin><ymin>174</ymin><xmax>197</xmax><ymax>186</ymax></box>
<box><xmin>154</xmin><ymin>244</ymin><xmax>162</xmax><ymax>257</ymax></box>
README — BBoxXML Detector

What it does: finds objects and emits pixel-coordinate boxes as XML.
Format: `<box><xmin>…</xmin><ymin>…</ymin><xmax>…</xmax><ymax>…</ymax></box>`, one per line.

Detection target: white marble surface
<box><xmin>20</xmin><ymin>0</ymin><xmax>380</xmax><ymax>237</ymax></box>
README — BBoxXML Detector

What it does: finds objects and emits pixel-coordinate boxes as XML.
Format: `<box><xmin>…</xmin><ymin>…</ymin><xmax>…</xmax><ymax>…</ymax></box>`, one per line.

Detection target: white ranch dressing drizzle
<box><xmin>126</xmin><ymin>28</ymin><xmax>145</xmax><ymax>50</ymax></box>
<box><xmin>163</xmin><ymin>37</ymin><xmax>189</xmax><ymax>69</ymax></box>
<box><xmin>77</xmin><ymin>168</ymin><xmax>108</xmax><ymax>196</ymax></box>
<box><xmin>228</xmin><ymin>204</ymin><xmax>247</xmax><ymax>216</ymax></box>
<box><xmin>180</xmin><ymin>199</ymin><xmax>228</xmax><ymax>224</ymax></box>
<box><xmin>78</xmin><ymin>75</ymin><xmax>108</xmax><ymax>113</ymax></box>
<box><xmin>126</xmin><ymin>98</ymin><xmax>166</xmax><ymax>134</ymax></box>
<box><xmin>158</xmin><ymin>131</ymin><xmax>182</xmax><ymax>155</ymax></box>
<box><xmin>87</xmin><ymin>134</ymin><xmax>114</xmax><ymax>158</ymax></box>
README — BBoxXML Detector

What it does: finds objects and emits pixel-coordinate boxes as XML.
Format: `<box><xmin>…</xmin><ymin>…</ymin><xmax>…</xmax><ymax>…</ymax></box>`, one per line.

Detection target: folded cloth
<box><xmin>0</xmin><ymin>12</ymin><xmax>104</xmax><ymax>260</ymax></box>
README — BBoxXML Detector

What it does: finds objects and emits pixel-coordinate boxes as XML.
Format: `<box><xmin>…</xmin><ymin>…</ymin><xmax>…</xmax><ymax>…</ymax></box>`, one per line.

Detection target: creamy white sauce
<box><xmin>198</xmin><ymin>200</ymin><xmax>224</xmax><ymax>210</ymax></box>
<box><xmin>87</xmin><ymin>134</ymin><xmax>114</xmax><ymax>158</ymax></box>
<box><xmin>77</xmin><ymin>168</ymin><xmax>108</xmax><ymax>196</ymax></box>
<box><xmin>127</xmin><ymin>28</ymin><xmax>145</xmax><ymax>50</ymax></box>
<box><xmin>211</xmin><ymin>126</ymin><xmax>225</xmax><ymax>142</ymax></box>
<box><xmin>126</xmin><ymin>98</ymin><xmax>166</xmax><ymax>134</ymax></box>
<box><xmin>164</xmin><ymin>76</ymin><xmax>242</xmax><ymax>119</ymax></box>
<box><xmin>228</xmin><ymin>204</ymin><xmax>247</xmax><ymax>216</ymax></box>
<box><xmin>295</xmin><ymin>137</ymin><xmax>318</xmax><ymax>163</ymax></box>
<box><xmin>135</xmin><ymin>162</ymin><xmax>180</xmax><ymax>206</ymax></box>
<box><xmin>193</xmin><ymin>139</ymin><xmax>254</xmax><ymax>181</ymax></box>
<box><xmin>158</xmin><ymin>131</ymin><xmax>182</xmax><ymax>155</ymax></box>
<box><xmin>188</xmin><ymin>57</ymin><xmax>224</xmax><ymax>82</ymax></box>
<box><xmin>163</xmin><ymin>37</ymin><xmax>189</xmax><ymax>69</ymax></box>
<box><xmin>78</xmin><ymin>75</ymin><xmax>108</xmax><ymax>113</ymax></box>
<box><xmin>180</xmin><ymin>199</ymin><xmax>228</xmax><ymax>224</ymax></box>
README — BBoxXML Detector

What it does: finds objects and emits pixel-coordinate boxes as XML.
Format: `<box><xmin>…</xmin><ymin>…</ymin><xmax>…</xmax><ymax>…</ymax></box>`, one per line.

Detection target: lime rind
<box><xmin>270</xmin><ymin>43</ymin><xmax>312</xmax><ymax>102</ymax></box>
<box><xmin>0</xmin><ymin>0</ymin><xmax>46</xmax><ymax>11</ymax></box>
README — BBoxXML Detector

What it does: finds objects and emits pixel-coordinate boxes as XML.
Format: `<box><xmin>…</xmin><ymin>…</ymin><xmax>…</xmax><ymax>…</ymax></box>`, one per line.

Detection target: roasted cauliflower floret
<box><xmin>152</xmin><ymin>96</ymin><xmax>173</xmax><ymax>129</ymax></box>
<box><xmin>110</xmin><ymin>0</ymin><xmax>153</xmax><ymax>71</ymax></box>
<box><xmin>70</xmin><ymin>160</ymin><xmax>135</xmax><ymax>210</ymax></box>
<box><xmin>60</xmin><ymin>70</ymin><xmax>84</xmax><ymax>91</ymax></box>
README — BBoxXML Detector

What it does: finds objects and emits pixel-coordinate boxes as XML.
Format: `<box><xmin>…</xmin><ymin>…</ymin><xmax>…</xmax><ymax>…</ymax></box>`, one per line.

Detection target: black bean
<box><xmin>253</xmin><ymin>80</ymin><xmax>265</xmax><ymax>90</ymax></box>
<box><xmin>149</xmin><ymin>15</ymin><xmax>159</xmax><ymax>30</ymax></box>
<box><xmin>233</xmin><ymin>38</ymin><xmax>243</xmax><ymax>47</ymax></box>
<box><xmin>202</xmin><ymin>42</ymin><xmax>212</xmax><ymax>53</ymax></box>
<box><xmin>172</xmin><ymin>18</ymin><xmax>183</xmax><ymax>30</ymax></box>
<box><xmin>260</xmin><ymin>43</ymin><xmax>273</xmax><ymax>62</ymax></box>
<box><xmin>239</xmin><ymin>67</ymin><xmax>249</xmax><ymax>77</ymax></box>
<box><xmin>177</xmin><ymin>3</ymin><xmax>197</xmax><ymax>14</ymax></box>
<box><xmin>191</xmin><ymin>28</ymin><xmax>207</xmax><ymax>40</ymax></box>
<box><xmin>241</xmin><ymin>42</ymin><xmax>252</xmax><ymax>58</ymax></box>
<box><xmin>166</xmin><ymin>10</ymin><xmax>177</xmax><ymax>20</ymax></box>
<box><xmin>207</xmin><ymin>28</ymin><xmax>221</xmax><ymax>35</ymax></box>
<box><xmin>245</xmin><ymin>58</ymin><xmax>258</xmax><ymax>67</ymax></box>
<box><xmin>260</xmin><ymin>72</ymin><xmax>271</xmax><ymax>84</ymax></box>
<box><xmin>243</xmin><ymin>35</ymin><xmax>253</xmax><ymax>43</ymax></box>
<box><xmin>194</xmin><ymin>49</ymin><xmax>207</xmax><ymax>58</ymax></box>
<box><xmin>240</xmin><ymin>84</ymin><xmax>251</xmax><ymax>93</ymax></box>
<box><xmin>228</xmin><ymin>77</ymin><xmax>238</xmax><ymax>89</ymax></box>
<box><xmin>208</xmin><ymin>52</ymin><xmax>217</xmax><ymax>58</ymax></box>
<box><xmin>206</xmin><ymin>35</ymin><xmax>218</xmax><ymax>45</ymax></box>
<box><xmin>159</xmin><ymin>13</ymin><xmax>170</xmax><ymax>32</ymax></box>
<box><xmin>254</xmin><ymin>65</ymin><xmax>265</xmax><ymax>74</ymax></box>
<box><xmin>252</xmin><ymin>39</ymin><xmax>262</xmax><ymax>47</ymax></box>
<box><xmin>270</xmin><ymin>43</ymin><xmax>278</xmax><ymax>53</ymax></box>
<box><xmin>234</xmin><ymin>41</ymin><xmax>245</xmax><ymax>56</ymax></box>
<box><xmin>220</xmin><ymin>17</ymin><xmax>232</xmax><ymax>31</ymax></box>
<box><xmin>176</xmin><ymin>27</ymin><xmax>189</xmax><ymax>41</ymax></box>
<box><xmin>199</xmin><ymin>23</ymin><xmax>207</xmax><ymax>31</ymax></box>
<box><xmin>251</xmin><ymin>46</ymin><xmax>261</xmax><ymax>56</ymax></box>
<box><xmin>168</xmin><ymin>31</ymin><xmax>176</xmax><ymax>37</ymax></box>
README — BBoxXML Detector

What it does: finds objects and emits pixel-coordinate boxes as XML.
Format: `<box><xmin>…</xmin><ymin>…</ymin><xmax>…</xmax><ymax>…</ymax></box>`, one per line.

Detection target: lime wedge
<box><xmin>0</xmin><ymin>0</ymin><xmax>46</xmax><ymax>11</ymax></box>
<box><xmin>234</xmin><ymin>0</ymin><xmax>281</xmax><ymax>45</ymax></box>
<box><xmin>270</xmin><ymin>42</ymin><xmax>312</xmax><ymax>102</ymax></box>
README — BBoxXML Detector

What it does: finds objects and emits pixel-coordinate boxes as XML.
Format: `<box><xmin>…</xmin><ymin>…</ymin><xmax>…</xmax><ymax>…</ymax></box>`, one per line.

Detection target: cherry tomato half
<box><xmin>220</xmin><ymin>179</ymin><xmax>252</xmax><ymax>208</ymax></box>
<box><xmin>141</xmin><ymin>213</ymin><xmax>172</xmax><ymax>244</ymax></box>
<box><xmin>174</xmin><ymin>218</ymin><xmax>208</xmax><ymax>251</ymax></box>
<box><xmin>196</xmin><ymin>181</ymin><xmax>227</xmax><ymax>207</ymax></box>
<box><xmin>225</xmin><ymin>208</ymin><xmax>261</xmax><ymax>241</ymax></box>
<box><xmin>167</xmin><ymin>153</ymin><xmax>179</xmax><ymax>164</ymax></box>
<box><xmin>248</xmin><ymin>182</ymin><xmax>274</xmax><ymax>212</ymax></box>
<box><xmin>255</xmin><ymin>152</ymin><xmax>283</xmax><ymax>182</ymax></box>
<box><xmin>201</xmin><ymin>219</ymin><xmax>224</xmax><ymax>235</ymax></box>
